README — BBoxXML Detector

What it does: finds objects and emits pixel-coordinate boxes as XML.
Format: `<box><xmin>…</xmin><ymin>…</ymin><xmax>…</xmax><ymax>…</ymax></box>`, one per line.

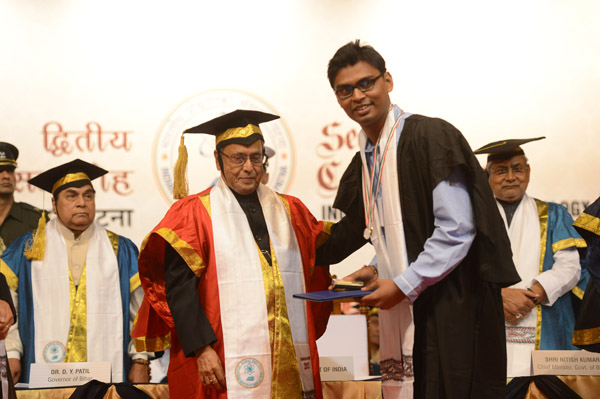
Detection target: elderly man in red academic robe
<box><xmin>133</xmin><ymin>110</ymin><xmax>333</xmax><ymax>399</ymax></box>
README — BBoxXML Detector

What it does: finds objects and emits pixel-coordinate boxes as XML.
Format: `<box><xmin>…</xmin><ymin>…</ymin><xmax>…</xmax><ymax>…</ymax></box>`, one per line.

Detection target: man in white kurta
<box><xmin>0</xmin><ymin>159</ymin><xmax>150</xmax><ymax>384</ymax></box>
<box><xmin>474</xmin><ymin>138</ymin><xmax>587</xmax><ymax>377</ymax></box>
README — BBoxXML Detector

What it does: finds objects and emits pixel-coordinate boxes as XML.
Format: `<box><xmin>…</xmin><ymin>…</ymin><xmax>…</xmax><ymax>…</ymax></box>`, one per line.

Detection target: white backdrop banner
<box><xmin>2</xmin><ymin>0</ymin><xmax>598</xmax><ymax>277</ymax></box>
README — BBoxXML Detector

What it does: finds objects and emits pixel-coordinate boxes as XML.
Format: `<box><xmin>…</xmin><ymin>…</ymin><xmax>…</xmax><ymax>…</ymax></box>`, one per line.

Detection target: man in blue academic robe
<box><xmin>0</xmin><ymin>159</ymin><xmax>150</xmax><ymax>384</ymax></box>
<box><xmin>474</xmin><ymin>137</ymin><xmax>588</xmax><ymax>377</ymax></box>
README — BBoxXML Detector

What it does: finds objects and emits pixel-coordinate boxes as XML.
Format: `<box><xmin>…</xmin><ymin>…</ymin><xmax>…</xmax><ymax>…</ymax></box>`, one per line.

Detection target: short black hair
<box><xmin>327</xmin><ymin>39</ymin><xmax>387</xmax><ymax>88</ymax></box>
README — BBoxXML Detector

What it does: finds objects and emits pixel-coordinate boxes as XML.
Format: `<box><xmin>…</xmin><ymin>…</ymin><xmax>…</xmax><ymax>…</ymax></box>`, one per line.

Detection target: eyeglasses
<box><xmin>489</xmin><ymin>164</ymin><xmax>528</xmax><ymax>177</ymax></box>
<box><xmin>334</xmin><ymin>73</ymin><xmax>384</xmax><ymax>99</ymax></box>
<box><xmin>220</xmin><ymin>151</ymin><xmax>266</xmax><ymax>166</ymax></box>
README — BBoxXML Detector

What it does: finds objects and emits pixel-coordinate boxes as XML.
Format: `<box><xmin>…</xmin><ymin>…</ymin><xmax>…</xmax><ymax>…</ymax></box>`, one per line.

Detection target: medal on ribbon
<box><xmin>362</xmin><ymin>108</ymin><xmax>403</xmax><ymax>239</ymax></box>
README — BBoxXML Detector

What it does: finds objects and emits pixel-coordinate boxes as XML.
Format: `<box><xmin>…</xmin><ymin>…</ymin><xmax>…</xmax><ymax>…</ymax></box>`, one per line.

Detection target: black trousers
<box><xmin>412</xmin><ymin>261</ymin><xmax>507</xmax><ymax>399</ymax></box>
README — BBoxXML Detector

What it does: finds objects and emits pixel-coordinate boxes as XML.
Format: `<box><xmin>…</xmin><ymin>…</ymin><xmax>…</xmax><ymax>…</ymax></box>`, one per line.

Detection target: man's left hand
<box><xmin>501</xmin><ymin>287</ymin><xmax>537</xmax><ymax>324</ymax></box>
<box><xmin>196</xmin><ymin>345</ymin><xmax>226</xmax><ymax>391</ymax></box>
<box><xmin>128</xmin><ymin>362</ymin><xmax>151</xmax><ymax>383</ymax></box>
<box><xmin>359</xmin><ymin>279</ymin><xmax>406</xmax><ymax>309</ymax></box>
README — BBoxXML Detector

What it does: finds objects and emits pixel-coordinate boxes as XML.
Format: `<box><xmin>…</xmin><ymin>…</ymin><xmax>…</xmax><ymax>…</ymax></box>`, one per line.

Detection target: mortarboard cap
<box><xmin>473</xmin><ymin>137</ymin><xmax>545</xmax><ymax>162</ymax></box>
<box><xmin>172</xmin><ymin>109</ymin><xmax>280</xmax><ymax>199</ymax></box>
<box><xmin>28</xmin><ymin>158</ymin><xmax>108</xmax><ymax>196</ymax></box>
<box><xmin>0</xmin><ymin>142</ymin><xmax>19</xmax><ymax>168</ymax></box>
<box><xmin>23</xmin><ymin>159</ymin><xmax>107</xmax><ymax>261</ymax></box>
<box><xmin>183</xmin><ymin>109</ymin><xmax>279</xmax><ymax>150</ymax></box>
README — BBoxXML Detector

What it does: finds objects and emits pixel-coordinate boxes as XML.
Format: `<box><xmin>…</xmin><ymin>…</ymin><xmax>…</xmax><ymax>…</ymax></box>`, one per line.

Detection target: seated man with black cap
<box><xmin>474</xmin><ymin>137</ymin><xmax>588</xmax><ymax>378</ymax></box>
<box><xmin>0</xmin><ymin>142</ymin><xmax>46</xmax><ymax>254</ymax></box>
<box><xmin>132</xmin><ymin>110</ymin><xmax>333</xmax><ymax>399</ymax></box>
<box><xmin>0</xmin><ymin>159</ymin><xmax>150</xmax><ymax>384</ymax></box>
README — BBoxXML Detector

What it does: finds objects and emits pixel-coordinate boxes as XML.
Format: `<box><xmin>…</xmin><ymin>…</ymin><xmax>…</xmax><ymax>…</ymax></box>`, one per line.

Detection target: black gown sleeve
<box><xmin>0</xmin><ymin>272</ymin><xmax>16</xmax><ymax>322</ymax></box>
<box><xmin>316</xmin><ymin>152</ymin><xmax>368</xmax><ymax>265</ymax></box>
<box><xmin>164</xmin><ymin>244</ymin><xmax>217</xmax><ymax>357</ymax></box>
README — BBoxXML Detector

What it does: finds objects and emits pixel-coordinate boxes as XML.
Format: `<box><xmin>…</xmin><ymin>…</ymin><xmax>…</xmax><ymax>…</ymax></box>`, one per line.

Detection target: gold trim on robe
<box><xmin>572</xmin><ymin>325</ymin><xmax>600</xmax><ymax>346</ymax></box>
<box><xmin>133</xmin><ymin>331</ymin><xmax>172</xmax><ymax>352</ymax></box>
<box><xmin>572</xmin><ymin>285</ymin><xmax>585</xmax><ymax>300</ymax></box>
<box><xmin>574</xmin><ymin>212</ymin><xmax>600</xmax><ymax>235</ymax></box>
<box><xmin>0</xmin><ymin>259</ymin><xmax>18</xmax><ymax>291</ymax></box>
<box><xmin>260</xmin><ymin>244</ymin><xmax>303</xmax><ymax>398</ymax></box>
<box><xmin>316</xmin><ymin>222</ymin><xmax>334</xmax><ymax>249</ymax></box>
<box><xmin>199</xmin><ymin>193</ymin><xmax>211</xmax><ymax>217</ymax></box>
<box><xmin>65</xmin><ymin>267</ymin><xmax>88</xmax><ymax>362</ymax></box>
<box><xmin>552</xmin><ymin>237</ymin><xmax>587</xmax><ymax>253</ymax></box>
<box><xmin>130</xmin><ymin>273</ymin><xmax>141</xmax><ymax>293</ymax></box>
<box><xmin>534</xmin><ymin>199</ymin><xmax>549</xmax><ymax>350</ymax></box>
<box><xmin>107</xmin><ymin>230</ymin><xmax>120</xmax><ymax>255</ymax></box>
<box><xmin>153</xmin><ymin>228</ymin><xmax>206</xmax><ymax>278</ymax></box>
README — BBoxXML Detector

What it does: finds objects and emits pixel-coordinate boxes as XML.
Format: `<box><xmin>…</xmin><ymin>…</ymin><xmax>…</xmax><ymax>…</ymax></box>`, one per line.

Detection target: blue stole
<box><xmin>537</xmin><ymin>200</ymin><xmax>588</xmax><ymax>350</ymax></box>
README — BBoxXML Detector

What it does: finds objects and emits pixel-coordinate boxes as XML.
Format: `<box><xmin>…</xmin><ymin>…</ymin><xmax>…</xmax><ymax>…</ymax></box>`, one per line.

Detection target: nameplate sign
<box><xmin>29</xmin><ymin>362</ymin><xmax>111</xmax><ymax>388</ymax></box>
<box><xmin>319</xmin><ymin>356</ymin><xmax>354</xmax><ymax>381</ymax></box>
<box><xmin>532</xmin><ymin>350</ymin><xmax>600</xmax><ymax>376</ymax></box>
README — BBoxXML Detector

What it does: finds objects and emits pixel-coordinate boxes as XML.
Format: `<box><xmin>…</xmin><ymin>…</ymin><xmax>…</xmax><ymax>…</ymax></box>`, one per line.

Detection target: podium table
<box><xmin>16</xmin><ymin>384</ymin><xmax>168</xmax><ymax>399</ymax></box>
<box><xmin>15</xmin><ymin>377</ymin><xmax>599</xmax><ymax>399</ymax></box>
<box><xmin>16</xmin><ymin>381</ymin><xmax>381</xmax><ymax>399</ymax></box>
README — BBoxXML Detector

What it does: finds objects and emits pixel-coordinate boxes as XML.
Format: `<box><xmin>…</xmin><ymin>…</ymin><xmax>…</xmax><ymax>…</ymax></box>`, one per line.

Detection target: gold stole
<box><xmin>63</xmin><ymin>231</ymin><xmax>120</xmax><ymax>363</ymax></box>
<box><xmin>64</xmin><ymin>267</ymin><xmax>88</xmax><ymax>362</ymax></box>
<box><xmin>259</xmin><ymin>248</ymin><xmax>303</xmax><ymax>398</ymax></box>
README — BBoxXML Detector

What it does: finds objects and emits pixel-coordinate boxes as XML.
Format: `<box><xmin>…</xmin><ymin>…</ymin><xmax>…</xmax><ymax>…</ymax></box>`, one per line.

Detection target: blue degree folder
<box><xmin>293</xmin><ymin>290</ymin><xmax>373</xmax><ymax>302</ymax></box>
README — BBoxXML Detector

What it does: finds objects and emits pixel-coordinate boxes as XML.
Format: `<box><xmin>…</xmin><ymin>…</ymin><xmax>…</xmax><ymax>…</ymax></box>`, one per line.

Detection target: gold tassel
<box><xmin>172</xmin><ymin>134</ymin><xmax>189</xmax><ymax>199</ymax></box>
<box><xmin>24</xmin><ymin>210</ymin><xmax>47</xmax><ymax>261</ymax></box>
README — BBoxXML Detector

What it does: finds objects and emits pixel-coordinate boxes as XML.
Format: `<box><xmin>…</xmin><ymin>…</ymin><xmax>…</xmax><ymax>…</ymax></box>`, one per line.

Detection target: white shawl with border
<box><xmin>211</xmin><ymin>178</ymin><xmax>314</xmax><ymax>397</ymax></box>
<box><xmin>32</xmin><ymin>219</ymin><xmax>124</xmax><ymax>381</ymax></box>
<box><xmin>359</xmin><ymin>108</ymin><xmax>414</xmax><ymax>398</ymax></box>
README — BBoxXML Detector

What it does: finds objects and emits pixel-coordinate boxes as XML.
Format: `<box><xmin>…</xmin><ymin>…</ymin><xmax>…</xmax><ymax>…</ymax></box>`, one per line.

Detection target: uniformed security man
<box><xmin>0</xmin><ymin>142</ymin><xmax>45</xmax><ymax>254</ymax></box>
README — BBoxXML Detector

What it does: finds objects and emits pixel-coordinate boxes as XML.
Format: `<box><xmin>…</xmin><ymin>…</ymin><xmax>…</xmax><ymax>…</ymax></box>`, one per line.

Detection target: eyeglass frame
<box><xmin>488</xmin><ymin>163</ymin><xmax>529</xmax><ymax>178</ymax></box>
<box><xmin>219</xmin><ymin>151</ymin><xmax>267</xmax><ymax>167</ymax></box>
<box><xmin>334</xmin><ymin>73</ymin><xmax>385</xmax><ymax>99</ymax></box>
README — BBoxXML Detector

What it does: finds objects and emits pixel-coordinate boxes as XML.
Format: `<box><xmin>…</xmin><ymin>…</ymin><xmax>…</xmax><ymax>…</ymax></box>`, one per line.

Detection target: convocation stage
<box><xmin>13</xmin><ymin>378</ymin><xmax>600</xmax><ymax>399</ymax></box>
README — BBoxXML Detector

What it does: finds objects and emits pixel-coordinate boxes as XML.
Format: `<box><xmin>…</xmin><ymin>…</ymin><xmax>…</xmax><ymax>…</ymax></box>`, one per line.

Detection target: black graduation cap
<box><xmin>473</xmin><ymin>137</ymin><xmax>546</xmax><ymax>162</ymax></box>
<box><xmin>28</xmin><ymin>158</ymin><xmax>108</xmax><ymax>195</ymax></box>
<box><xmin>0</xmin><ymin>142</ymin><xmax>19</xmax><ymax>168</ymax></box>
<box><xmin>172</xmin><ymin>109</ymin><xmax>280</xmax><ymax>199</ymax></box>
<box><xmin>183</xmin><ymin>109</ymin><xmax>279</xmax><ymax>150</ymax></box>
<box><xmin>23</xmin><ymin>159</ymin><xmax>107</xmax><ymax>261</ymax></box>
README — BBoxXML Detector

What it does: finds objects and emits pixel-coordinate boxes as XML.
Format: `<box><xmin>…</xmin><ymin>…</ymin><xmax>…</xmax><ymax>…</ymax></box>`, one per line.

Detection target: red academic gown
<box><xmin>132</xmin><ymin>187</ymin><xmax>332</xmax><ymax>398</ymax></box>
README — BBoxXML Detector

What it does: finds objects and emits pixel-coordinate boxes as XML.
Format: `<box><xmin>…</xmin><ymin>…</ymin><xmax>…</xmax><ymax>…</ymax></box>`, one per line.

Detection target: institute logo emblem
<box><xmin>235</xmin><ymin>358</ymin><xmax>264</xmax><ymax>388</ymax></box>
<box><xmin>43</xmin><ymin>341</ymin><xmax>66</xmax><ymax>363</ymax></box>
<box><xmin>152</xmin><ymin>89</ymin><xmax>295</xmax><ymax>204</ymax></box>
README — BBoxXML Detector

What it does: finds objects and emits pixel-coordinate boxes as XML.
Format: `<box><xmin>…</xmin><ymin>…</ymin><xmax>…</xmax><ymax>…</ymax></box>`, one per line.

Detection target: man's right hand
<box><xmin>8</xmin><ymin>358</ymin><xmax>20</xmax><ymax>383</ymax></box>
<box><xmin>195</xmin><ymin>345</ymin><xmax>226</xmax><ymax>391</ymax></box>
